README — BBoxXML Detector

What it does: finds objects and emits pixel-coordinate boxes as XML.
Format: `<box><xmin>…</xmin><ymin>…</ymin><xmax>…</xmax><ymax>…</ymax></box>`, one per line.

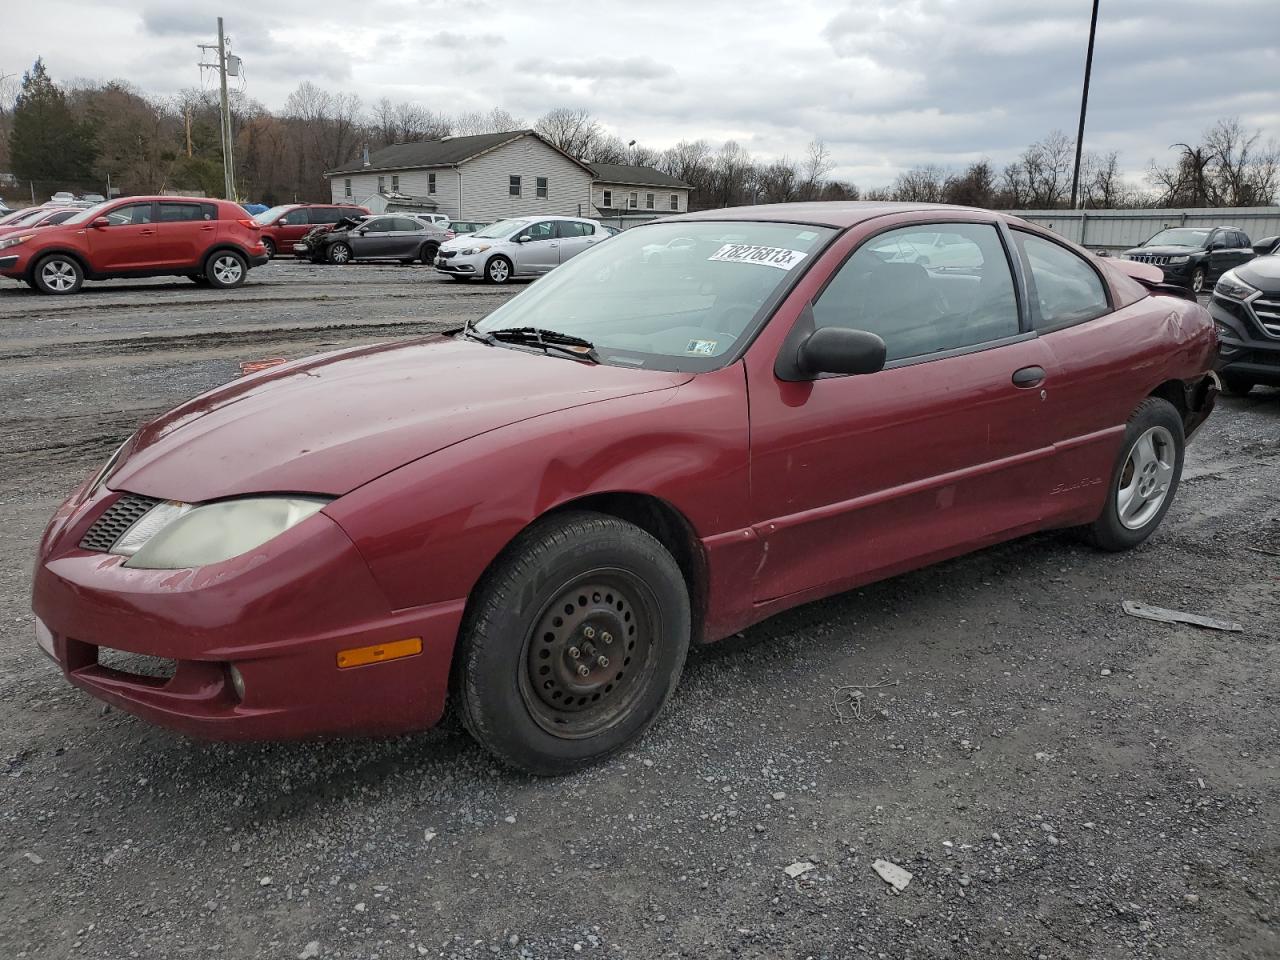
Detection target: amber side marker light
<box><xmin>336</xmin><ymin>637</ymin><xmax>423</xmax><ymax>669</ymax></box>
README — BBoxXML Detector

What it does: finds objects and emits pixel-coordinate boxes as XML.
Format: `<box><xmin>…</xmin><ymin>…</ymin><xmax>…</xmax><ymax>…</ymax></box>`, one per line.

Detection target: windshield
<box><xmin>64</xmin><ymin>201</ymin><xmax>116</xmax><ymax>225</ymax></box>
<box><xmin>1144</xmin><ymin>228</ymin><xmax>1209</xmax><ymax>248</ymax></box>
<box><xmin>471</xmin><ymin>218</ymin><xmax>530</xmax><ymax>240</ymax></box>
<box><xmin>474</xmin><ymin>220</ymin><xmax>836</xmax><ymax>371</ymax></box>
<box><xmin>254</xmin><ymin>205</ymin><xmax>292</xmax><ymax>224</ymax></box>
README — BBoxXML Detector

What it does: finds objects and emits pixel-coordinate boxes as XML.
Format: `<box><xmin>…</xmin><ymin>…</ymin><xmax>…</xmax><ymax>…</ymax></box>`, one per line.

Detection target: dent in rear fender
<box><xmin>326</xmin><ymin>366</ymin><xmax>752</xmax><ymax>610</ymax></box>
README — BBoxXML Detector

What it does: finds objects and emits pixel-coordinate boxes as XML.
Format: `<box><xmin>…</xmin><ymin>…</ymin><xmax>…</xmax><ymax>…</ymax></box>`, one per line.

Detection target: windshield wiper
<box><xmin>460</xmin><ymin>317</ymin><xmax>494</xmax><ymax>345</ymax></box>
<box><xmin>487</xmin><ymin>326</ymin><xmax>599</xmax><ymax>363</ymax></box>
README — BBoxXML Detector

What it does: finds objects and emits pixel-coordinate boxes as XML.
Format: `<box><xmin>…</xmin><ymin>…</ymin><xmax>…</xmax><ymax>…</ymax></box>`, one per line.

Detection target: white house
<box><xmin>325</xmin><ymin>131</ymin><xmax>693</xmax><ymax>225</ymax></box>
<box><xmin>325</xmin><ymin>130</ymin><xmax>596</xmax><ymax>222</ymax></box>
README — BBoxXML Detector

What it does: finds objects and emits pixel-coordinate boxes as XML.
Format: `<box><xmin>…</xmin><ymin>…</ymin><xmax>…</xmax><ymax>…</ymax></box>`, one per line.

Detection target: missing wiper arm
<box><xmin>460</xmin><ymin>317</ymin><xmax>494</xmax><ymax>345</ymax></box>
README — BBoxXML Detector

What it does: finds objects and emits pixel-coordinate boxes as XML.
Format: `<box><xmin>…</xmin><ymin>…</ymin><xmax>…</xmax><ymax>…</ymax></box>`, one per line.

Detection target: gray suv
<box><xmin>434</xmin><ymin>215</ymin><xmax>604</xmax><ymax>283</ymax></box>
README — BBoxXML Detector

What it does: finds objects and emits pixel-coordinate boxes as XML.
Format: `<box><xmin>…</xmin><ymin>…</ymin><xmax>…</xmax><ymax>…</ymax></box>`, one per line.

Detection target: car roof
<box><xmin>664</xmin><ymin>200</ymin><xmax>1004</xmax><ymax>229</ymax></box>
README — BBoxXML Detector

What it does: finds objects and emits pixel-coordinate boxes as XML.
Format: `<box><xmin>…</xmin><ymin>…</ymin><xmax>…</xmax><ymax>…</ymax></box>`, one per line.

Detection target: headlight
<box><xmin>459</xmin><ymin>244</ymin><xmax>490</xmax><ymax>256</ymax></box>
<box><xmin>0</xmin><ymin>233</ymin><xmax>35</xmax><ymax>251</ymax></box>
<box><xmin>1214</xmin><ymin>269</ymin><xmax>1259</xmax><ymax>301</ymax></box>
<box><xmin>1166</xmin><ymin>255</ymin><xmax>1189</xmax><ymax>265</ymax></box>
<box><xmin>120</xmin><ymin>496</ymin><xmax>331</xmax><ymax>569</ymax></box>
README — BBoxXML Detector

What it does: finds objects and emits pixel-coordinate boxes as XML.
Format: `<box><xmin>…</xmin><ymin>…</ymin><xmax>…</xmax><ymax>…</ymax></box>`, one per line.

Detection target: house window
<box><xmin>645</xmin><ymin>193</ymin><xmax>654</xmax><ymax>209</ymax></box>
<box><xmin>628</xmin><ymin>192</ymin><xmax>638</xmax><ymax>208</ymax></box>
<box><xmin>603</xmin><ymin>189</ymin><xmax>612</xmax><ymax>207</ymax></box>
<box><xmin>344</xmin><ymin>178</ymin><xmax>352</xmax><ymax>199</ymax></box>
<box><xmin>536</xmin><ymin>176</ymin><xmax>548</xmax><ymax>199</ymax></box>
<box><xmin>669</xmin><ymin>193</ymin><xmax>678</xmax><ymax>211</ymax></box>
<box><xmin>391</xmin><ymin>175</ymin><xmax>399</xmax><ymax>193</ymax></box>
<box><xmin>377</xmin><ymin>175</ymin><xmax>385</xmax><ymax>193</ymax></box>
<box><xmin>428</xmin><ymin>173</ymin><xmax>436</xmax><ymax>194</ymax></box>
<box><xmin>509</xmin><ymin>175</ymin><xmax>521</xmax><ymax>197</ymax></box>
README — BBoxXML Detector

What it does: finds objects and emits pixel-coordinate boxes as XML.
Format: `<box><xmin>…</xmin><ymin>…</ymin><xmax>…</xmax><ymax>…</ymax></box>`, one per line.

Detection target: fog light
<box><xmin>228</xmin><ymin>665</ymin><xmax>246</xmax><ymax>701</ymax></box>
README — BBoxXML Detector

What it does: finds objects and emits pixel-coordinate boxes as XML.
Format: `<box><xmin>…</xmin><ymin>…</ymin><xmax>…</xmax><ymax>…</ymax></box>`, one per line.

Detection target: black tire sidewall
<box><xmin>32</xmin><ymin>255</ymin><xmax>83</xmax><ymax>295</ymax></box>
<box><xmin>205</xmin><ymin>250</ymin><xmax>247</xmax><ymax>288</ymax></box>
<box><xmin>485</xmin><ymin>256</ymin><xmax>511</xmax><ymax>283</ymax></box>
<box><xmin>421</xmin><ymin>243</ymin><xmax>438</xmax><ymax>264</ymax></box>
<box><xmin>1089</xmin><ymin>399</ymin><xmax>1185</xmax><ymax>551</ymax></box>
<box><xmin>458</xmin><ymin>512</ymin><xmax>690</xmax><ymax>774</ymax></box>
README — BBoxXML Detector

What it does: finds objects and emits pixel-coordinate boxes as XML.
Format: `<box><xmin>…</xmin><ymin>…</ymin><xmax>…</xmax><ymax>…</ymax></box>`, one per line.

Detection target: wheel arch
<box><xmin>1147</xmin><ymin>377</ymin><xmax>1214</xmax><ymax>435</ymax></box>
<box><xmin>26</xmin><ymin>247</ymin><xmax>90</xmax><ymax>282</ymax></box>
<box><xmin>202</xmin><ymin>244</ymin><xmax>254</xmax><ymax>268</ymax></box>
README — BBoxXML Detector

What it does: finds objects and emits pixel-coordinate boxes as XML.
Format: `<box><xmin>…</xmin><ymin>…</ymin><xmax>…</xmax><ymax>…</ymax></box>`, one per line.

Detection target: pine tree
<box><xmin>9</xmin><ymin>58</ymin><xmax>96</xmax><ymax>183</ymax></box>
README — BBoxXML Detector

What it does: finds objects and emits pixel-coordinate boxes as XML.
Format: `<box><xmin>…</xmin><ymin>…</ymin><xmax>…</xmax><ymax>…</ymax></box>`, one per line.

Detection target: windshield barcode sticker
<box><xmin>707</xmin><ymin>244</ymin><xmax>808</xmax><ymax>270</ymax></box>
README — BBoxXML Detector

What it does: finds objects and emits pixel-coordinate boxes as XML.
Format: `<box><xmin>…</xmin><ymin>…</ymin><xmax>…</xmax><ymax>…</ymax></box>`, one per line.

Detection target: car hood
<box><xmin>1124</xmin><ymin>245</ymin><xmax>1202</xmax><ymax>257</ymax></box>
<box><xmin>439</xmin><ymin>235</ymin><xmax>510</xmax><ymax>252</ymax></box>
<box><xmin>1234</xmin><ymin>254</ymin><xmax>1280</xmax><ymax>293</ymax></box>
<box><xmin>109</xmin><ymin>336</ymin><xmax>693</xmax><ymax>502</ymax></box>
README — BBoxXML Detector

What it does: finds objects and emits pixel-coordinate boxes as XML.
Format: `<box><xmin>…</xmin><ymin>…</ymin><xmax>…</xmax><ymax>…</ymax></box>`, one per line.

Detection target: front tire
<box><xmin>328</xmin><ymin>242</ymin><xmax>352</xmax><ymax>265</ymax></box>
<box><xmin>205</xmin><ymin>250</ymin><xmax>248</xmax><ymax>288</ymax></box>
<box><xmin>1084</xmin><ymin>397</ymin><xmax>1184</xmax><ymax>552</ymax></box>
<box><xmin>262</xmin><ymin>238</ymin><xmax>277</xmax><ymax>259</ymax></box>
<box><xmin>32</xmin><ymin>255</ymin><xmax>84</xmax><ymax>295</ymax></box>
<box><xmin>484</xmin><ymin>256</ymin><xmax>512</xmax><ymax>284</ymax></box>
<box><xmin>455</xmin><ymin>511</ymin><xmax>690</xmax><ymax>775</ymax></box>
<box><xmin>1190</xmin><ymin>266</ymin><xmax>1206</xmax><ymax>295</ymax></box>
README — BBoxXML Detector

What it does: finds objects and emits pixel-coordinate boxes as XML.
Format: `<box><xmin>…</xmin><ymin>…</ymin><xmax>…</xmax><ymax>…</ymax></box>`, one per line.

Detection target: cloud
<box><xmin>516</xmin><ymin>56</ymin><xmax>674</xmax><ymax>83</ymax></box>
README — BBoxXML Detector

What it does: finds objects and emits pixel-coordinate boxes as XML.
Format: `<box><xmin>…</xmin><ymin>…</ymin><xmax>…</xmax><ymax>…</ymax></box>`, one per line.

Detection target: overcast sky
<box><xmin>3</xmin><ymin>0</ymin><xmax>1278</xmax><ymax>187</ymax></box>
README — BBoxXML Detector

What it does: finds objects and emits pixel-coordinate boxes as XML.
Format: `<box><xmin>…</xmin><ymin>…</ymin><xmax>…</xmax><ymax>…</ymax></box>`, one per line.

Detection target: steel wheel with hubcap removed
<box><xmin>33</xmin><ymin>255</ymin><xmax>83</xmax><ymax>295</ymax></box>
<box><xmin>485</xmin><ymin>257</ymin><xmax>511</xmax><ymax>284</ymax></box>
<box><xmin>1084</xmin><ymin>397</ymin><xmax>1184</xmax><ymax>551</ymax></box>
<box><xmin>206</xmin><ymin>251</ymin><xmax>247</xmax><ymax>288</ymax></box>
<box><xmin>455</xmin><ymin>511</ymin><xmax>690</xmax><ymax>774</ymax></box>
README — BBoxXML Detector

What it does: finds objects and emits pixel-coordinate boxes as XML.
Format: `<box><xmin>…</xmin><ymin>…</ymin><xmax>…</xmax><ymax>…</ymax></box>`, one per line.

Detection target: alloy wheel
<box><xmin>1191</xmin><ymin>268</ymin><xmax>1205</xmax><ymax>294</ymax></box>
<box><xmin>211</xmin><ymin>255</ymin><xmax>243</xmax><ymax>285</ymax></box>
<box><xmin>40</xmin><ymin>259</ymin><xmax>78</xmax><ymax>293</ymax></box>
<box><xmin>518</xmin><ymin>571</ymin><xmax>658</xmax><ymax>739</ymax></box>
<box><xmin>1116</xmin><ymin>426</ymin><xmax>1176</xmax><ymax>530</ymax></box>
<box><xmin>488</xmin><ymin>258</ymin><xmax>510</xmax><ymax>283</ymax></box>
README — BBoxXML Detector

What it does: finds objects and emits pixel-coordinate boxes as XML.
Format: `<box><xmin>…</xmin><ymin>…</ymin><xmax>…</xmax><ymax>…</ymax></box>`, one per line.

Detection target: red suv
<box><xmin>0</xmin><ymin>197</ymin><xmax>268</xmax><ymax>295</ymax></box>
<box><xmin>253</xmin><ymin>203</ymin><xmax>369</xmax><ymax>258</ymax></box>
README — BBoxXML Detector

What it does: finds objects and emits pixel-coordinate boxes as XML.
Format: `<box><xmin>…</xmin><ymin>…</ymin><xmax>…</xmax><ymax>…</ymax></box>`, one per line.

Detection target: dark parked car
<box><xmin>0</xmin><ymin>197</ymin><xmax>267</xmax><ymax>294</ymax></box>
<box><xmin>1209</xmin><ymin>254</ymin><xmax>1280</xmax><ymax>395</ymax></box>
<box><xmin>291</xmin><ymin>215</ymin><xmax>367</xmax><ymax>259</ymax></box>
<box><xmin>253</xmin><ymin>203</ymin><xmax>369</xmax><ymax>258</ymax></box>
<box><xmin>309</xmin><ymin>214</ymin><xmax>446</xmax><ymax>265</ymax></box>
<box><xmin>1123</xmin><ymin>226</ymin><xmax>1254</xmax><ymax>294</ymax></box>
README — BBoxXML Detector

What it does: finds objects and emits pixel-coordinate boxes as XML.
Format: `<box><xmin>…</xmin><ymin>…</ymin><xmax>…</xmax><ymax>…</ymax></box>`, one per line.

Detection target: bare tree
<box><xmin>942</xmin><ymin>159</ymin><xmax>997</xmax><ymax>207</ymax></box>
<box><xmin>892</xmin><ymin>164</ymin><xmax>946</xmax><ymax>202</ymax></box>
<box><xmin>534</xmin><ymin>107</ymin><xmax>600</xmax><ymax>158</ymax></box>
<box><xmin>799</xmin><ymin>139</ymin><xmax>834</xmax><ymax>200</ymax></box>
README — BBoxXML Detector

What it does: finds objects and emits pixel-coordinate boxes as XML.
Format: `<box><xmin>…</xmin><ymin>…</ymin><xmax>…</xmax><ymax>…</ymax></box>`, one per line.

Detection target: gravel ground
<box><xmin>1</xmin><ymin>261</ymin><xmax>1277</xmax><ymax>960</ymax></box>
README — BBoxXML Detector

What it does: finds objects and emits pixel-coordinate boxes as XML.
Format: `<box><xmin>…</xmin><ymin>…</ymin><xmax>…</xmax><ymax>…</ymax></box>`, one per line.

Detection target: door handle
<box><xmin>139</xmin><ymin>228</ymin><xmax>155</xmax><ymax>236</ymax></box>
<box><xmin>1012</xmin><ymin>365</ymin><xmax>1045</xmax><ymax>388</ymax></box>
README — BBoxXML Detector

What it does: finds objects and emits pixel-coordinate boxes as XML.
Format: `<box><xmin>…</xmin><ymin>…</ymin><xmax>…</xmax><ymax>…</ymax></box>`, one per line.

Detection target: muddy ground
<box><xmin>0</xmin><ymin>261</ymin><xmax>1277</xmax><ymax>960</ymax></box>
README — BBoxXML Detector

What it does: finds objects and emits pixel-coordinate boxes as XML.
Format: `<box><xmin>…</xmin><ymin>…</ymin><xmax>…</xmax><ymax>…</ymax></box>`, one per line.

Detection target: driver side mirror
<box><xmin>796</xmin><ymin>327</ymin><xmax>887</xmax><ymax>377</ymax></box>
<box><xmin>516</xmin><ymin>234</ymin><xmax>531</xmax><ymax>243</ymax></box>
<box><xmin>1208</xmin><ymin>238</ymin><xmax>1226</xmax><ymax>250</ymax></box>
<box><xmin>91</xmin><ymin>217</ymin><xmax>110</xmax><ymax>229</ymax></box>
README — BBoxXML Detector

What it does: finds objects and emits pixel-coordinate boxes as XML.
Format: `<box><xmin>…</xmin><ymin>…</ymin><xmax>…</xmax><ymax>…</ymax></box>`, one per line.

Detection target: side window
<box><xmin>536</xmin><ymin>176</ymin><xmax>549</xmax><ymax>199</ymax></box>
<box><xmin>377</xmin><ymin>176</ymin><xmax>386</xmax><ymax>193</ymax></box>
<box><xmin>603</xmin><ymin>189</ymin><xmax>612</xmax><ymax>207</ymax></box>
<box><xmin>524</xmin><ymin>220</ymin><xmax>556</xmax><ymax>241</ymax></box>
<box><xmin>157</xmin><ymin>202</ymin><xmax>204</xmax><ymax>222</ymax></box>
<box><xmin>200</xmin><ymin>203</ymin><xmax>217</xmax><ymax>220</ymax></box>
<box><xmin>428</xmin><ymin>173</ymin><xmax>436</xmax><ymax>194</ymax></box>
<box><xmin>509</xmin><ymin>175</ymin><xmax>522</xmax><ymax>197</ymax></box>
<box><xmin>813</xmin><ymin>223</ymin><xmax>1020</xmax><ymax>363</ymax></box>
<box><xmin>645</xmin><ymin>193</ymin><xmax>655</xmax><ymax>209</ymax></box>
<box><xmin>362</xmin><ymin>217</ymin><xmax>394</xmax><ymax>232</ymax></box>
<box><xmin>1017</xmin><ymin>232</ymin><xmax>1110</xmax><ymax>330</ymax></box>
<box><xmin>281</xmin><ymin>208</ymin><xmax>310</xmax><ymax>225</ymax></box>
<box><xmin>106</xmin><ymin>203</ymin><xmax>154</xmax><ymax>225</ymax></box>
<box><xmin>311</xmin><ymin>208</ymin><xmax>341</xmax><ymax>225</ymax></box>
<box><xmin>670</xmin><ymin>194</ymin><xmax>679</xmax><ymax>211</ymax></box>
<box><xmin>344</xmin><ymin>178</ymin><xmax>352</xmax><ymax>198</ymax></box>
<box><xmin>391</xmin><ymin>217</ymin><xmax>420</xmax><ymax>231</ymax></box>
<box><xmin>1233</xmin><ymin>231</ymin><xmax>1250</xmax><ymax>249</ymax></box>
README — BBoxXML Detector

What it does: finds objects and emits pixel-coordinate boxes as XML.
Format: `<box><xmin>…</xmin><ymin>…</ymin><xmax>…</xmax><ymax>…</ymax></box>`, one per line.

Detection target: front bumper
<box><xmin>434</xmin><ymin>254</ymin><xmax>480</xmax><ymax>275</ymax></box>
<box><xmin>292</xmin><ymin>242</ymin><xmax>310</xmax><ymax>258</ymax></box>
<box><xmin>1210</xmin><ymin>295</ymin><xmax>1280</xmax><ymax>385</ymax></box>
<box><xmin>31</xmin><ymin>487</ymin><xmax>463</xmax><ymax>739</ymax></box>
<box><xmin>0</xmin><ymin>250</ymin><xmax>31</xmax><ymax>278</ymax></box>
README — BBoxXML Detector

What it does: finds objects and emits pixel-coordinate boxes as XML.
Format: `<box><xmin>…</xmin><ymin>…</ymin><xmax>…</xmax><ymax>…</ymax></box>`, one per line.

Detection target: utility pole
<box><xmin>198</xmin><ymin>18</ymin><xmax>236</xmax><ymax>200</ymax></box>
<box><xmin>1069</xmin><ymin>0</ymin><xmax>1100</xmax><ymax>210</ymax></box>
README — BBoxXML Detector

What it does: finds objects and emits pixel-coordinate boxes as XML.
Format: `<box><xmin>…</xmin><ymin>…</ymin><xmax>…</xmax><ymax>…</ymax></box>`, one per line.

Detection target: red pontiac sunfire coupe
<box><xmin>32</xmin><ymin>202</ymin><xmax>1217</xmax><ymax>774</ymax></box>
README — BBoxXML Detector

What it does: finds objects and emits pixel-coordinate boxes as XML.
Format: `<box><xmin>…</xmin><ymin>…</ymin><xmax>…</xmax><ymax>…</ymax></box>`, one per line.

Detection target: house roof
<box><xmin>326</xmin><ymin>130</ymin><xmax>534</xmax><ymax>176</ymax></box>
<box><xmin>588</xmin><ymin>163</ymin><xmax>692</xmax><ymax>190</ymax></box>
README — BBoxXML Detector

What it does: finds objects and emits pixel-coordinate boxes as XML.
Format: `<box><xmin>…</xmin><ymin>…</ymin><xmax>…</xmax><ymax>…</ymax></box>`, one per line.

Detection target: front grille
<box><xmin>1128</xmin><ymin>254</ymin><xmax>1171</xmax><ymax>265</ymax></box>
<box><xmin>97</xmin><ymin>646</ymin><xmax>177</xmax><ymax>680</ymax></box>
<box><xmin>79</xmin><ymin>494</ymin><xmax>161</xmax><ymax>552</ymax></box>
<box><xmin>1253</xmin><ymin>297</ymin><xmax>1280</xmax><ymax>338</ymax></box>
<box><xmin>437</xmin><ymin>250</ymin><xmax>457</xmax><ymax>259</ymax></box>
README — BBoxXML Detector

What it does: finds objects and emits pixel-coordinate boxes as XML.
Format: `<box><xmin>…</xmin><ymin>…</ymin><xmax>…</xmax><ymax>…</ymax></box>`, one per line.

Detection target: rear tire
<box><xmin>420</xmin><ymin>242</ymin><xmax>440</xmax><ymax>264</ymax></box>
<box><xmin>205</xmin><ymin>250</ymin><xmax>247</xmax><ymax>289</ymax></box>
<box><xmin>32</xmin><ymin>255</ymin><xmax>84</xmax><ymax>295</ymax></box>
<box><xmin>1083</xmin><ymin>397</ymin><xmax>1184</xmax><ymax>552</ymax></box>
<box><xmin>455</xmin><ymin>511</ymin><xmax>690</xmax><ymax>775</ymax></box>
<box><xmin>328</xmin><ymin>242</ymin><xmax>352</xmax><ymax>265</ymax></box>
<box><xmin>1218</xmin><ymin>373</ymin><xmax>1255</xmax><ymax>397</ymax></box>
